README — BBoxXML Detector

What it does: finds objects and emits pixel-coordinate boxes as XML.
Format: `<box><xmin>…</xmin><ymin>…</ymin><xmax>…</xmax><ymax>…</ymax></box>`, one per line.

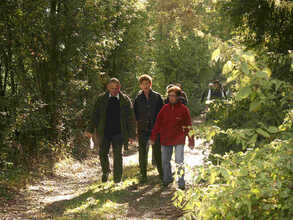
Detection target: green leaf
<box><xmin>249</xmin><ymin>101</ymin><xmax>261</xmax><ymax>112</ymax></box>
<box><xmin>209</xmin><ymin>170</ymin><xmax>217</xmax><ymax>184</ymax></box>
<box><xmin>223</xmin><ymin>61</ymin><xmax>233</xmax><ymax>74</ymax></box>
<box><xmin>255</xmin><ymin>71</ymin><xmax>268</xmax><ymax>79</ymax></box>
<box><xmin>236</xmin><ymin>87</ymin><xmax>252</xmax><ymax>100</ymax></box>
<box><xmin>249</xmin><ymin>134</ymin><xmax>258</xmax><ymax>146</ymax></box>
<box><xmin>267</xmin><ymin>126</ymin><xmax>279</xmax><ymax>134</ymax></box>
<box><xmin>256</xmin><ymin>128</ymin><xmax>270</xmax><ymax>138</ymax></box>
<box><xmin>212</xmin><ymin>48</ymin><xmax>220</xmax><ymax>62</ymax></box>
<box><xmin>239</xmin><ymin>167</ymin><xmax>248</xmax><ymax>176</ymax></box>
<box><xmin>240</xmin><ymin>63</ymin><xmax>249</xmax><ymax>74</ymax></box>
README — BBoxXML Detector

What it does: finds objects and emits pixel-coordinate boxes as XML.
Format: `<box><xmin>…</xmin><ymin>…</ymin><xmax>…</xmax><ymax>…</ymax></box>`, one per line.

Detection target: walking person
<box><xmin>150</xmin><ymin>86</ymin><xmax>194</xmax><ymax>190</ymax></box>
<box><xmin>85</xmin><ymin>78</ymin><xmax>136</xmax><ymax>183</ymax></box>
<box><xmin>134</xmin><ymin>74</ymin><xmax>164</xmax><ymax>183</ymax></box>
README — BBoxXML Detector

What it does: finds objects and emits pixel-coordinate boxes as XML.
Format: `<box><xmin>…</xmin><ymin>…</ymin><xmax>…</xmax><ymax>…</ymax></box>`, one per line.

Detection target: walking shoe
<box><xmin>163</xmin><ymin>180</ymin><xmax>173</xmax><ymax>187</ymax></box>
<box><xmin>102</xmin><ymin>173</ymin><xmax>109</xmax><ymax>183</ymax></box>
<box><xmin>114</xmin><ymin>178</ymin><xmax>122</xmax><ymax>184</ymax></box>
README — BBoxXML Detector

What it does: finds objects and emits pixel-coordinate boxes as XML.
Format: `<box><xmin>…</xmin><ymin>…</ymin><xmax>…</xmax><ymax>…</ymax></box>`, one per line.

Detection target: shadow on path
<box><xmin>44</xmin><ymin>165</ymin><xmax>182</xmax><ymax>219</ymax></box>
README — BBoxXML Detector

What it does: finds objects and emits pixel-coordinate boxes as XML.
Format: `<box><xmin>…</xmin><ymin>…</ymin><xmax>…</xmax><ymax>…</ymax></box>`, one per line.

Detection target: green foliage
<box><xmin>147</xmin><ymin>0</ymin><xmax>219</xmax><ymax>115</ymax></box>
<box><xmin>0</xmin><ymin>0</ymin><xmax>147</xmax><ymax>176</ymax></box>
<box><xmin>175</xmin><ymin>138</ymin><xmax>293</xmax><ymax>219</ymax></box>
<box><xmin>217</xmin><ymin>0</ymin><xmax>293</xmax><ymax>83</ymax></box>
<box><xmin>175</xmin><ymin>1</ymin><xmax>293</xmax><ymax>215</ymax></box>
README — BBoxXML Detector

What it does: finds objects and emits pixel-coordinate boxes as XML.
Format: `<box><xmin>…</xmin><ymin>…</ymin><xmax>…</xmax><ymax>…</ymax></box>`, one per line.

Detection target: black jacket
<box><xmin>134</xmin><ymin>89</ymin><xmax>163</xmax><ymax>135</ymax></box>
<box><xmin>87</xmin><ymin>92</ymin><xmax>136</xmax><ymax>145</ymax></box>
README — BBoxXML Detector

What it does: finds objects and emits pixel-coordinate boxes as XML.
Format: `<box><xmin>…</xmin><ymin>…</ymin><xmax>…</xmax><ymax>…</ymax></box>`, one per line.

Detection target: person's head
<box><xmin>166</xmin><ymin>84</ymin><xmax>175</xmax><ymax>91</ymax></box>
<box><xmin>107</xmin><ymin>78</ymin><xmax>121</xmax><ymax>96</ymax></box>
<box><xmin>139</xmin><ymin>74</ymin><xmax>152</xmax><ymax>93</ymax></box>
<box><xmin>213</xmin><ymin>80</ymin><xmax>221</xmax><ymax>89</ymax></box>
<box><xmin>167</xmin><ymin>86</ymin><xmax>182</xmax><ymax>104</ymax></box>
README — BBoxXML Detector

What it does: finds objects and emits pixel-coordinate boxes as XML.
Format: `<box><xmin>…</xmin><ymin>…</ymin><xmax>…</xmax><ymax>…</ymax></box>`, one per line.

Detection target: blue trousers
<box><xmin>161</xmin><ymin>145</ymin><xmax>185</xmax><ymax>187</ymax></box>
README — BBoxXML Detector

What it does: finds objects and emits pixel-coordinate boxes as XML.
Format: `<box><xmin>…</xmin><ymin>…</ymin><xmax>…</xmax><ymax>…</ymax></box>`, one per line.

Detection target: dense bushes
<box><xmin>176</xmin><ymin>41</ymin><xmax>293</xmax><ymax>218</ymax></box>
<box><xmin>175</xmin><ymin>137</ymin><xmax>293</xmax><ymax>219</ymax></box>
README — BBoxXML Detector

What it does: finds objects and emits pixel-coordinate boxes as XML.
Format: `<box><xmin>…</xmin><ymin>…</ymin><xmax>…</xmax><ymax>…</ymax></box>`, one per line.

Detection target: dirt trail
<box><xmin>0</xmin><ymin>119</ymin><xmax>206</xmax><ymax>220</ymax></box>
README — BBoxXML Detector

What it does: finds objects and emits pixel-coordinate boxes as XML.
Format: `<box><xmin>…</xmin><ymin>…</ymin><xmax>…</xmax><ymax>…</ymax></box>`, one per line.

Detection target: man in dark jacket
<box><xmin>134</xmin><ymin>74</ymin><xmax>164</xmax><ymax>183</ymax></box>
<box><xmin>85</xmin><ymin>78</ymin><xmax>136</xmax><ymax>183</ymax></box>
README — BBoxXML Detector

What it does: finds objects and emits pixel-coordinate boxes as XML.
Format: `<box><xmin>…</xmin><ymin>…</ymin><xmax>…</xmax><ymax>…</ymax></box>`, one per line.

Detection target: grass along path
<box><xmin>1</xmin><ymin>119</ymin><xmax>206</xmax><ymax>219</ymax></box>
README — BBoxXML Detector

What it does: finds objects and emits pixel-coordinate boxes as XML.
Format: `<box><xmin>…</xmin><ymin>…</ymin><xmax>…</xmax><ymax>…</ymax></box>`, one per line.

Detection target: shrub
<box><xmin>175</xmin><ymin>138</ymin><xmax>293</xmax><ymax>220</ymax></box>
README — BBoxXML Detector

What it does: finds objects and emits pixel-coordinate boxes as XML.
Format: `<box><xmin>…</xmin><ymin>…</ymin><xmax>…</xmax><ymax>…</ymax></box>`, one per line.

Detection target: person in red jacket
<box><xmin>150</xmin><ymin>86</ymin><xmax>194</xmax><ymax>189</ymax></box>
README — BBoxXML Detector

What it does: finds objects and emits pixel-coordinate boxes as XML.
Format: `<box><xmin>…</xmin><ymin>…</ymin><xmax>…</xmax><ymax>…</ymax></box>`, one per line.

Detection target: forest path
<box><xmin>0</xmin><ymin>119</ymin><xmax>206</xmax><ymax>220</ymax></box>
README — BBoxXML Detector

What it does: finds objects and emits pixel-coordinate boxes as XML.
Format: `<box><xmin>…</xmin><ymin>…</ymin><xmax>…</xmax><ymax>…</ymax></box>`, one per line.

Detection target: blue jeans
<box><xmin>161</xmin><ymin>145</ymin><xmax>185</xmax><ymax>187</ymax></box>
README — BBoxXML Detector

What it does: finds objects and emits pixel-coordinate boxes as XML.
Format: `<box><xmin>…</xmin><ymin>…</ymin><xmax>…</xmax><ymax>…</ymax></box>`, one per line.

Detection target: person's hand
<box><xmin>84</xmin><ymin>131</ymin><xmax>92</xmax><ymax>139</ymax></box>
<box><xmin>149</xmin><ymin>140</ymin><xmax>155</xmax><ymax>145</ymax></box>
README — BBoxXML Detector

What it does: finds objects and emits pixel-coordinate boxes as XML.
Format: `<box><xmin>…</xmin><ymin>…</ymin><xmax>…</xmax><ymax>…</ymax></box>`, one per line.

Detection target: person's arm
<box><xmin>150</xmin><ymin>107</ymin><xmax>164</xmax><ymax>143</ymax></box>
<box><xmin>155</xmin><ymin>94</ymin><xmax>164</xmax><ymax>117</ymax></box>
<box><xmin>86</xmin><ymin>97</ymin><xmax>100</xmax><ymax>135</ymax></box>
<box><xmin>207</xmin><ymin>89</ymin><xmax>211</xmax><ymax>101</ymax></box>
<box><xmin>126</xmin><ymin>96</ymin><xmax>136</xmax><ymax>139</ymax></box>
<box><xmin>133</xmin><ymin>96</ymin><xmax>139</xmax><ymax>121</ymax></box>
<box><xmin>222</xmin><ymin>89</ymin><xmax>227</xmax><ymax>99</ymax></box>
<box><xmin>201</xmin><ymin>89</ymin><xmax>207</xmax><ymax>103</ymax></box>
<box><xmin>184</xmin><ymin>107</ymin><xmax>195</xmax><ymax>148</ymax></box>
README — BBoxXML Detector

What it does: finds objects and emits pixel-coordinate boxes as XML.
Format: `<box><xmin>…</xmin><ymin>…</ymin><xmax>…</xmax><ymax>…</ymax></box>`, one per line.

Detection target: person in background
<box><xmin>150</xmin><ymin>86</ymin><xmax>194</xmax><ymax>190</ymax></box>
<box><xmin>134</xmin><ymin>74</ymin><xmax>164</xmax><ymax>184</ymax></box>
<box><xmin>85</xmin><ymin>78</ymin><xmax>136</xmax><ymax>183</ymax></box>
<box><xmin>201</xmin><ymin>82</ymin><xmax>213</xmax><ymax>103</ymax></box>
<box><xmin>206</xmin><ymin>80</ymin><xmax>226</xmax><ymax>101</ymax></box>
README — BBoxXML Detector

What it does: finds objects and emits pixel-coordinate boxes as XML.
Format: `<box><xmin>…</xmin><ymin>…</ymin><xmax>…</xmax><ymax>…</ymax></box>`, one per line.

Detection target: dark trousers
<box><xmin>138</xmin><ymin>133</ymin><xmax>163</xmax><ymax>179</ymax></box>
<box><xmin>99</xmin><ymin>134</ymin><xmax>123</xmax><ymax>182</ymax></box>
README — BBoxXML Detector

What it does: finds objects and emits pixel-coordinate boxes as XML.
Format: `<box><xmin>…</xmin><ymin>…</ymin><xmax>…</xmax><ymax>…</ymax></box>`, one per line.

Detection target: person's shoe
<box><xmin>163</xmin><ymin>180</ymin><xmax>173</xmax><ymax>187</ymax></box>
<box><xmin>163</xmin><ymin>182</ymin><xmax>171</xmax><ymax>188</ymax></box>
<box><xmin>114</xmin><ymin>179</ymin><xmax>122</xmax><ymax>184</ymax></box>
<box><xmin>102</xmin><ymin>173</ymin><xmax>109</xmax><ymax>183</ymax></box>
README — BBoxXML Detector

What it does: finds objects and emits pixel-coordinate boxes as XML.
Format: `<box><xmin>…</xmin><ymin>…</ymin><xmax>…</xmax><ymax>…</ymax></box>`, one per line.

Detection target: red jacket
<box><xmin>150</xmin><ymin>102</ymin><xmax>194</xmax><ymax>147</ymax></box>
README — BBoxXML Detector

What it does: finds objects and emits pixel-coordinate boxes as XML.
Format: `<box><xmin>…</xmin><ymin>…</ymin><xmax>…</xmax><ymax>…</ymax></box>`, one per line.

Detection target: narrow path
<box><xmin>0</xmin><ymin>119</ymin><xmax>206</xmax><ymax>220</ymax></box>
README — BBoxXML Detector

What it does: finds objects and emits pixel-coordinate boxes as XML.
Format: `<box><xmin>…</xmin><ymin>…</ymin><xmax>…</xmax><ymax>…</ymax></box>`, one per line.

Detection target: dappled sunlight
<box><xmin>45</xmin><ymin>164</ymin><xmax>175</xmax><ymax>219</ymax></box>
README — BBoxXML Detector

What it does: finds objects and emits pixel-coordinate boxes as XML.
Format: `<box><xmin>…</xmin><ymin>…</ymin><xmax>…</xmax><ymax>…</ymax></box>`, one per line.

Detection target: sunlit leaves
<box><xmin>240</xmin><ymin>62</ymin><xmax>249</xmax><ymax>75</ymax></box>
<box><xmin>249</xmin><ymin>101</ymin><xmax>261</xmax><ymax>112</ymax></box>
<box><xmin>211</xmin><ymin>48</ymin><xmax>221</xmax><ymax>62</ymax></box>
<box><xmin>255</xmin><ymin>128</ymin><xmax>270</xmax><ymax>138</ymax></box>
<box><xmin>235</xmin><ymin>86</ymin><xmax>252</xmax><ymax>101</ymax></box>
<box><xmin>176</xmin><ymin>138</ymin><xmax>293</xmax><ymax>219</ymax></box>
<box><xmin>222</xmin><ymin>60</ymin><xmax>233</xmax><ymax>74</ymax></box>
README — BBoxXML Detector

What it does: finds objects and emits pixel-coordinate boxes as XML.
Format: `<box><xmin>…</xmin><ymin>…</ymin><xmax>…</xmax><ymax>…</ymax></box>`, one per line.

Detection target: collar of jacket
<box><xmin>167</xmin><ymin>102</ymin><xmax>182</xmax><ymax>108</ymax></box>
<box><xmin>138</xmin><ymin>89</ymin><xmax>154</xmax><ymax>98</ymax></box>
<box><xmin>104</xmin><ymin>92</ymin><xmax>128</xmax><ymax>105</ymax></box>
<box><xmin>108</xmin><ymin>93</ymin><xmax>120</xmax><ymax>100</ymax></box>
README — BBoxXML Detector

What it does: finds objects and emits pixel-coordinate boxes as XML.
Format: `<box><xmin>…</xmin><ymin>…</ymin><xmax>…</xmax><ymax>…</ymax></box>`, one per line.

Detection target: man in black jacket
<box><xmin>85</xmin><ymin>78</ymin><xmax>136</xmax><ymax>183</ymax></box>
<box><xmin>134</xmin><ymin>74</ymin><xmax>164</xmax><ymax>183</ymax></box>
